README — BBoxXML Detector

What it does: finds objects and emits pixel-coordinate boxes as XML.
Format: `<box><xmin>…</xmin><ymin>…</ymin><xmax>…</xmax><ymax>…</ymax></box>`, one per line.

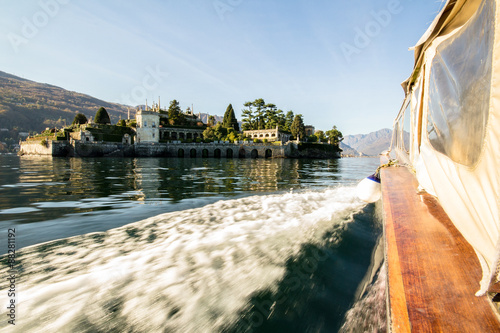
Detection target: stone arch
<box><xmin>179</xmin><ymin>132</ymin><xmax>185</xmax><ymax>140</ymax></box>
<box><xmin>239</xmin><ymin>148</ymin><xmax>246</xmax><ymax>158</ymax></box>
<box><xmin>190</xmin><ymin>149</ymin><xmax>197</xmax><ymax>158</ymax></box>
<box><xmin>265</xmin><ymin>134</ymin><xmax>270</xmax><ymax>137</ymax></box>
<box><xmin>226</xmin><ymin>149</ymin><xmax>233</xmax><ymax>158</ymax></box>
<box><xmin>265</xmin><ymin>149</ymin><xmax>272</xmax><ymax>158</ymax></box>
<box><xmin>251</xmin><ymin>149</ymin><xmax>258</xmax><ymax>159</ymax></box>
<box><xmin>178</xmin><ymin>149</ymin><xmax>184</xmax><ymax>158</ymax></box>
<box><xmin>214</xmin><ymin>149</ymin><xmax>221</xmax><ymax>158</ymax></box>
<box><xmin>187</xmin><ymin>133</ymin><xmax>193</xmax><ymax>140</ymax></box>
<box><xmin>202</xmin><ymin>149</ymin><xmax>209</xmax><ymax>158</ymax></box>
<box><xmin>171</xmin><ymin>132</ymin><xmax>178</xmax><ymax>140</ymax></box>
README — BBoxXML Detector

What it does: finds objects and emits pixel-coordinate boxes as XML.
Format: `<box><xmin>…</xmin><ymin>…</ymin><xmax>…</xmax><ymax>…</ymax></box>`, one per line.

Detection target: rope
<box><xmin>374</xmin><ymin>159</ymin><xmax>399</xmax><ymax>179</ymax></box>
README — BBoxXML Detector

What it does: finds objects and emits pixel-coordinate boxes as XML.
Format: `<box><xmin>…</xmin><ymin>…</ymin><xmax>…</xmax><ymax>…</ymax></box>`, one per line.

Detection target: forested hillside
<box><xmin>0</xmin><ymin>71</ymin><xmax>129</xmax><ymax>133</ymax></box>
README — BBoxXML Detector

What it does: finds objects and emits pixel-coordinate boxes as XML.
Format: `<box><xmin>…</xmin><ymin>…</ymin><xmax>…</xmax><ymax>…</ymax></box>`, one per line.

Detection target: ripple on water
<box><xmin>0</xmin><ymin>187</ymin><xmax>368</xmax><ymax>333</ymax></box>
<box><xmin>0</xmin><ymin>207</ymin><xmax>40</xmax><ymax>214</ymax></box>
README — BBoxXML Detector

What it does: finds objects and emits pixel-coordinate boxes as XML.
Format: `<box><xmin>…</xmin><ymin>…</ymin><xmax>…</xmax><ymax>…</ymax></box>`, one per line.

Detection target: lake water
<box><xmin>0</xmin><ymin>155</ymin><xmax>385</xmax><ymax>332</ymax></box>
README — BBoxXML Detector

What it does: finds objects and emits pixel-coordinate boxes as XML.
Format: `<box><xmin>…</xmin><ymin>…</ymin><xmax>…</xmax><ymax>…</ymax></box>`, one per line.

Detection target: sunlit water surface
<box><xmin>0</xmin><ymin>155</ymin><xmax>385</xmax><ymax>332</ymax></box>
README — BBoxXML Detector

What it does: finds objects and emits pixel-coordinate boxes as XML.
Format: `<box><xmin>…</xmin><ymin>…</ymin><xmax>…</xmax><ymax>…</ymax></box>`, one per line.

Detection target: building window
<box><xmin>152</xmin><ymin>122</ymin><xmax>156</xmax><ymax>128</ymax></box>
<box><xmin>144</xmin><ymin>121</ymin><xmax>147</xmax><ymax>127</ymax></box>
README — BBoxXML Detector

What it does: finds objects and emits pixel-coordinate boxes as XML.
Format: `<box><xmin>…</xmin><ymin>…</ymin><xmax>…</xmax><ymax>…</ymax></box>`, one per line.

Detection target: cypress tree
<box><xmin>223</xmin><ymin>104</ymin><xmax>239</xmax><ymax>131</ymax></box>
<box><xmin>72</xmin><ymin>113</ymin><xmax>88</xmax><ymax>125</ymax></box>
<box><xmin>95</xmin><ymin>107</ymin><xmax>111</xmax><ymax>124</ymax></box>
<box><xmin>290</xmin><ymin>114</ymin><xmax>305</xmax><ymax>140</ymax></box>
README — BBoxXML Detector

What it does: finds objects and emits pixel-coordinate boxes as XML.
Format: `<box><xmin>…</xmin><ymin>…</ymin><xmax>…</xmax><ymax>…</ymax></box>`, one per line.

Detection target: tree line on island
<box><xmin>240</xmin><ymin>98</ymin><xmax>343</xmax><ymax>145</ymax></box>
<box><xmin>68</xmin><ymin>99</ymin><xmax>343</xmax><ymax>146</ymax></box>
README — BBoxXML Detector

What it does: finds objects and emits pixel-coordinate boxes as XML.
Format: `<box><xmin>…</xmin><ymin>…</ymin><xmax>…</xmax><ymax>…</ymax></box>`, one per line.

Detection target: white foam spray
<box><xmin>1</xmin><ymin>187</ymin><xmax>366</xmax><ymax>332</ymax></box>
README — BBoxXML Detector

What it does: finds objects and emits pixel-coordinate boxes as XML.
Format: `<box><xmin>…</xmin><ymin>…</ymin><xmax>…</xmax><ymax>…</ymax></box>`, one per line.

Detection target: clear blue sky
<box><xmin>0</xmin><ymin>0</ymin><xmax>445</xmax><ymax>135</ymax></box>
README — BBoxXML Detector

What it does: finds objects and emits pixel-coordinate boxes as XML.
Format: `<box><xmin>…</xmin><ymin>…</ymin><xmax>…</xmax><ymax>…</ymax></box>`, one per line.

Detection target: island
<box><xmin>18</xmin><ymin>99</ymin><xmax>343</xmax><ymax>159</ymax></box>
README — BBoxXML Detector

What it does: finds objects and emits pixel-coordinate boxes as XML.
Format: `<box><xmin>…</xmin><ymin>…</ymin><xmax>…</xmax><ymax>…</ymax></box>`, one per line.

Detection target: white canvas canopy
<box><xmin>392</xmin><ymin>0</ymin><xmax>500</xmax><ymax>295</ymax></box>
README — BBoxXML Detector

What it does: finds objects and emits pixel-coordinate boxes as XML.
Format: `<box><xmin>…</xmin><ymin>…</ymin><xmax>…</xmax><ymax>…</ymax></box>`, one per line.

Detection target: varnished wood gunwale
<box><xmin>380</xmin><ymin>161</ymin><xmax>500</xmax><ymax>332</ymax></box>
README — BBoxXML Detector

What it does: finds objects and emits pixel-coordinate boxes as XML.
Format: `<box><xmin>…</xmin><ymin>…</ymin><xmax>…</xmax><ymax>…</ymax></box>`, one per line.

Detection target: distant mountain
<box><xmin>339</xmin><ymin>142</ymin><xmax>364</xmax><ymax>157</ymax></box>
<box><xmin>197</xmin><ymin>113</ymin><xmax>223</xmax><ymax>125</ymax></box>
<box><xmin>0</xmin><ymin>70</ymin><xmax>130</xmax><ymax>133</ymax></box>
<box><xmin>343</xmin><ymin>128</ymin><xmax>408</xmax><ymax>156</ymax></box>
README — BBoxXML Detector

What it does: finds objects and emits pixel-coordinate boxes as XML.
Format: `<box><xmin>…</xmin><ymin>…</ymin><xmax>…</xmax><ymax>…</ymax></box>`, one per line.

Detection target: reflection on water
<box><xmin>0</xmin><ymin>155</ymin><xmax>379</xmax><ymax>249</ymax></box>
<box><xmin>0</xmin><ymin>155</ymin><xmax>383</xmax><ymax>332</ymax></box>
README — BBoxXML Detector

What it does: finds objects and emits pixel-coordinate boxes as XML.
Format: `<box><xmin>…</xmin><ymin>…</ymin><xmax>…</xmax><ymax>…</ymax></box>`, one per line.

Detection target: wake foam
<box><xmin>1</xmin><ymin>187</ymin><xmax>366</xmax><ymax>332</ymax></box>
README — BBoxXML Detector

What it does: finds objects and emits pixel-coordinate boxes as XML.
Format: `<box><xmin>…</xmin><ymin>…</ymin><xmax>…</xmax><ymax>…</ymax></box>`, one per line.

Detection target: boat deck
<box><xmin>380</xmin><ymin>160</ymin><xmax>500</xmax><ymax>332</ymax></box>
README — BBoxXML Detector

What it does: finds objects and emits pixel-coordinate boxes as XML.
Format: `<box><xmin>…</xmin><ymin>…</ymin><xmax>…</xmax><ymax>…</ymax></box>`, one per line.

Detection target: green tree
<box><xmin>264</xmin><ymin>103</ymin><xmax>278</xmax><ymax>129</ymax></box>
<box><xmin>315</xmin><ymin>130</ymin><xmax>327</xmax><ymax>142</ymax></box>
<box><xmin>326</xmin><ymin>125</ymin><xmax>343</xmax><ymax>146</ymax></box>
<box><xmin>308</xmin><ymin>134</ymin><xmax>318</xmax><ymax>142</ymax></box>
<box><xmin>222</xmin><ymin>104</ymin><xmax>240</xmax><ymax>131</ymax></box>
<box><xmin>243</xmin><ymin>98</ymin><xmax>280</xmax><ymax>130</ymax></box>
<box><xmin>290</xmin><ymin>114</ymin><xmax>305</xmax><ymax>140</ymax></box>
<box><xmin>207</xmin><ymin>115</ymin><xmax>215</xmax><ymax>127</ymax></box>
<box><xmin>72</xmin><ymin>113</ymin><xmax>87</xmax><ymax>125</ymax></box>
<box><xmin>276</xmin><ymin>109</ymin><xmax>286</xmax><ymax>130</ymax></box>
<box><xmin>241</xmin><ymin>102</ymin><xmax>255</xmax><ymax>130</ymax></box>
<box><xmin>252</xmin><ymin>98</ymin><xmax>266</xmax><ymax>129</ymax></box>
<box><xmin>95</xmin><ymin>107</ymin><xmax>111</xmax><ymax>124</ymax></box>
<box><xmin>213</xmin><ymin>123</ymin><xmax>228</xmax><ymax>140</ymax></box>
<box><xmin>227</xmin><ymin>129</ymin><xmax>237</xmax><ymax>142</ymax></box>
<box><xmin>284</xmin><ymin>110</ymin><xmax>294</xmax><ymax>132</ymax></box>
<box><xmin>168</xmin><ymin>100</ymin><xmax>185</xmax><ymax>125</ymax></box>
<box><xmin>242</xmin><ymin>99</ymin><xmax>293</xmax><ymax>132</ymax></box>
<box><xmin>202</xmin><ymin>123</ymin><xmax>227</xmax><ymax>141</ymax></box>
<box><xmin>203</xmin><ymin>126</ymin><xmax>215</xmax><ymax>141</ymax></box>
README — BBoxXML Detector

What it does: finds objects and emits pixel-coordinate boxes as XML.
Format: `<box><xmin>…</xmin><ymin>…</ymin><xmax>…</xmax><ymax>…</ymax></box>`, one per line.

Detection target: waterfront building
<box><xmin>136</xmin><ymin>106</ymin><xmax>205</xmax><ymax>143</ymax></box>
<box><xmin>243</xmin><ymin>127</ymin><xmax>291</xmax><ymax>143</ymax></box>
<box><xmin>305</xmin><ymin>125</ymin><xmax>315</xmax><ymax>137</ymax></box>
<box><xmin>136</xmin><ymin>110</ymin><xmax>160</xmax><ymax>143</ymax></box>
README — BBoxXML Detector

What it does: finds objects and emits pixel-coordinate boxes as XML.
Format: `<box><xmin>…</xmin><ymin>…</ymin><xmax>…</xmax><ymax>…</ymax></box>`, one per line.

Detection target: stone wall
<box><xmin>135</xmin><ymin>142</ymin><xmax>286</xmax><ymax>158</ymax></box>
<box><xmin>19</xmin><ymin>141</ymin><xmax>70</xmax><ymax>156</ymax></box>
<box><xmin>19</xmin><ymin>141</ymin><xmax>52</xmax><ymax>156</ymax></box>
<box><xmin>19</xmin><ymin>140</ymin><xmax>335</xmax><ymax>159</ymax></box>
<box><xmin>134</xmin><ymin>143</ymin><xmax>169</xmax><ymax>157</ymax></box>
<box><xmin>73</xmin><ymin>142</ymin><xmax>134</xmax><ymax>157</ymax></box>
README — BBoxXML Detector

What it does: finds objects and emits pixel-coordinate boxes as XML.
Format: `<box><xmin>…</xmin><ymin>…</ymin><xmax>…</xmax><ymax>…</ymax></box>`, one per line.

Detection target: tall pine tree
<box><xmin>284</xmin><ymin>110</ymin><xmax>294</xmax><ymax>132</ymax></box>
<box><xmin>167</xmin><ymin>100</ymin><xmax>185</xmax><ymax>125</ymax></box>
<box><xmin>241</xmin><ymin>102</ymin><xmax>255</xmax><ymax>130</ymax></box>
